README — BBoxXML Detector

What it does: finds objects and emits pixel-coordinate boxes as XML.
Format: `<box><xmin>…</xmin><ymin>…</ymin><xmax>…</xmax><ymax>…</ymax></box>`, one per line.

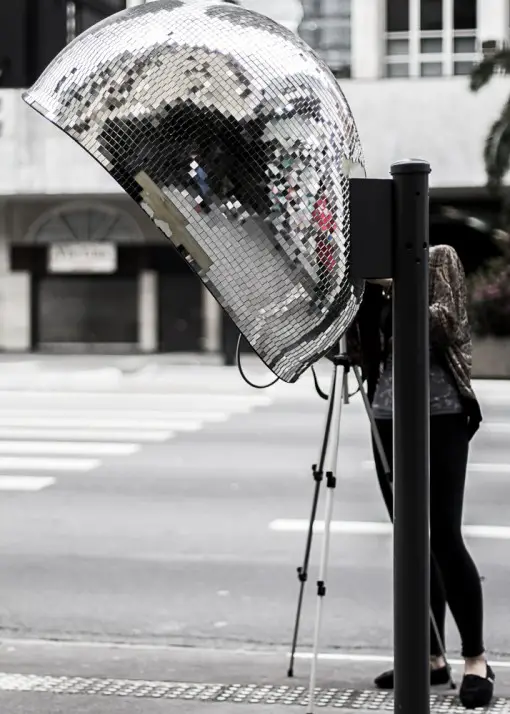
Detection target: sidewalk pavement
<box><xmin>0</xmin><ymin>639</ymin><xmax>380</xmax><ymax>713</ymax></box>
<box><xmin>0</xmin><ymin>639</ymin><xmax>507</xmax><ymax>714</ymax></box>
<box><xmin>0</xmin><ymin>695</ymin><xmax>390</xmax><ymax>713</ymax></box>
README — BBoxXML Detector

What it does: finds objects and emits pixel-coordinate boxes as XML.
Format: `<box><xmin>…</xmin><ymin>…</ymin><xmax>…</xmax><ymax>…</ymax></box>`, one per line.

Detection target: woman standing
<box><xmin>347</xmin><ymin>244</ymin><xmax>494</xmax><ymax>710</ymax></box>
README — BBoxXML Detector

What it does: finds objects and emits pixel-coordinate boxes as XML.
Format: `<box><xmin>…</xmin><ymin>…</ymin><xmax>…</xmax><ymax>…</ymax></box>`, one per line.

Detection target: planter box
<box><xmin>472</xmin><ymin>336</ymin><xmax>510</xmax><ymax>379</ymax></box>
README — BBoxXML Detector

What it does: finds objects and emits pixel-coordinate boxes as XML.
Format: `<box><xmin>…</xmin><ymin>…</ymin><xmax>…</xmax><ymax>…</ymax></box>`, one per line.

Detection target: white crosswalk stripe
<box><xmin>0</xmin><ymin>368</ymin><xmax>274</xmax><ymax>492</ymax></box>
<box><xmin>0</xmin><ymin>442</ymin><xmax>140</xmax><ymax>456</ymax></box>
<box><xmin>0</xmin><ymin>476</ymin><xmax>56</xmax><ymax>492</ymax></box>
<box><xmin>0</xmin><ymin>417</ymin><xmax>205</xmax><ymax>431</ymax></box>
<box><xmin>0</xmin><ymin>428</ymin><xmax>175</xmax><ymax>442</ymax></box>
<box><xmin>0</xmin><ymin>457</ymin><xmax>100</xmax><ymax>472</ymax></box>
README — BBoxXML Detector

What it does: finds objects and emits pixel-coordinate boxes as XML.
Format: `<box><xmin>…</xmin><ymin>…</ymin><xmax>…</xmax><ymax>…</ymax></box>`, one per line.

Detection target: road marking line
<box><xmin>292</xmin><ymin>652</ymin><xmax>510</xmax><ymax>669</ymax></box>
<box><xmin>362</xmin><ymin>460</ymin><xmax>510</xmax><ymax>474</ymax></box>
<box><xmin>0</xmin><ymin>417</ymin><xmax>205</xmax><ymax>431</ymax></box>
<box><xmin>0</xmin><ymin>457</ymin><xmax>99</xmax><ymax>472</ymax></box>
<box><xmin>4</xmin><ymin>635</ymin><xmax>510</xmax><ymax>670</ymax></box>
<box><xmin>0</xmin><ymin>476</ymin><xmax>55</xmax><ymax>491</ymax></box>
<box><xmin>0</xmin><ymin>410</ymin><xmax>230</xmax><ymax>422</ymax></box>
<box><xmin>270</xmin><ymin>519</ymin><xmax>510</xmax><ymax>539</ymax></box>
<box><xmin>0</xmin><ymin>441</ymin><xmax>139</xmax><ymax>456</ymax></box>
<box><xmin>0</xmin><ymin>428</ymin><xmax>174</xmax><ymax>442</ymax></box>
<box><xmin>0</xmin><ymin>391</ymin><xmax>272</xmax><ymax>405</ymax></box>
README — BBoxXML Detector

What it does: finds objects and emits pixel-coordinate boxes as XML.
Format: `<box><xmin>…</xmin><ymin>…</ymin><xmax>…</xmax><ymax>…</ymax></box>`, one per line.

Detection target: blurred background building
<box><xmin>0</xmin><ymin>0</ymin><xmax>508</xmax><ymax>355</ymax></box>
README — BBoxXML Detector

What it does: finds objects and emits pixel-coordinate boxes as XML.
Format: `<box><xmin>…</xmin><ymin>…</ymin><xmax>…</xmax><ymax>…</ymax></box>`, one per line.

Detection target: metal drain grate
<box><xmin>0</xmin><ymin>673</ymin><xmax>508</xmax><ymax>712</ymax></box>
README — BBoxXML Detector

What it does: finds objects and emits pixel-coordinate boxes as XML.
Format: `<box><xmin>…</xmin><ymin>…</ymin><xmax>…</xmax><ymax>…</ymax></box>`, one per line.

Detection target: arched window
<box><xmin>29</xmin><ymin>203</ymin><xmax>142</xmax><ymax>244</ymax></box>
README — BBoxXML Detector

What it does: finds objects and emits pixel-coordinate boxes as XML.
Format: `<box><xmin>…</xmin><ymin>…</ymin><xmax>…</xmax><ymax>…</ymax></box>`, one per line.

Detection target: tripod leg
<box><xmin>307</xmin><ymin>366</ymin><xmax>345</xmax><ymax>714</ymax></box>
<box><xmin>288</xmin><ymin>364</ymin><xmax>339</xmax><ymax>677</ymax></box>
<box><xmin>352</xmin><ymin>365</ymin><xmax>456</xmax><ymax>690</ymax></box>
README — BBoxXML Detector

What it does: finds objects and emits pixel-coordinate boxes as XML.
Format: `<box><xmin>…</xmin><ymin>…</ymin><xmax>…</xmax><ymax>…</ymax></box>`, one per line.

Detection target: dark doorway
<box><xmin>158</xmin><ymin>273</ymin><xmax>203</xmax><ymax>352</ymax></box>
<box><xmin>34</xmin><ymin>275</ymin><xmax>138</xmax><ymax>351</ymax></box>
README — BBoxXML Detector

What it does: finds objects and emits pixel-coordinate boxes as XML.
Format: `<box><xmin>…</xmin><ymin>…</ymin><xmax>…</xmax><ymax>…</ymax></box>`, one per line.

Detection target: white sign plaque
<box><xmin>48</xmin><ymin>242</ymin><xmax>117</xmax><ymax>274</ymax></box>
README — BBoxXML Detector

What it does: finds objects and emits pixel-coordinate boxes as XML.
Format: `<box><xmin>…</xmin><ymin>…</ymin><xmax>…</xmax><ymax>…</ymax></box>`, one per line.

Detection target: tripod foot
<box><xmin>287</xmin><ymin>667</ymin><xmax>294</xmax><ymax>678</ymax></box>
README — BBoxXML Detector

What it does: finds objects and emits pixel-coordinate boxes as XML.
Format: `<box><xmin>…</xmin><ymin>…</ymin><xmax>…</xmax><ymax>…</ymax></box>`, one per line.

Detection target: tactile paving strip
<box><xmin>0</xmin><ymin>674</ymin><xmax>508</xmax><ymax>712</ymax></box>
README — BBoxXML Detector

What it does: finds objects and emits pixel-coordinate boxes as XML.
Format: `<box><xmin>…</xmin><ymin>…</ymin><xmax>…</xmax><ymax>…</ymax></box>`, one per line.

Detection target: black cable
<box><xmin>235</xmin><ymin>331</ymin><xmax>360</xmax><ymax>399</ymax></box>
<box><xmin>311</xmin><ymin>365</ymin><xmax>328</xmax><ymax>400</ymax></box>
<box><xmin>311</xmin><ymin>363</ymin><xmax>361</xmax><ymax>401</ymax></box>
<box><xmin>235</xmin><ymin>332</ymin><xmax>280</xmax><ymax>389</ymax></box>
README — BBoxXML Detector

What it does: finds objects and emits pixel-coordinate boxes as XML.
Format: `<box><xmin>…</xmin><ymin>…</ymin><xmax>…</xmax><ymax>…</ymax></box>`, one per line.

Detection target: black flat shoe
<box><xmin>374</xmin><ymin>665</ymin><xmax>451</xmax><ymax>690</ymax></box>
<box><xmin>459</xmin><ymin>663</ymin><xmax>495</xmax><ymax>710</ymax></box>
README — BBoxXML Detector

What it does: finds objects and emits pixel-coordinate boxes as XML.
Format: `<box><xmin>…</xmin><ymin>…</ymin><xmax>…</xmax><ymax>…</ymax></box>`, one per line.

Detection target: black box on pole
<box><xmin>349</xmin><ymin>178</ymin><xmax>394</xmax><ymax>280</ymax></box>
<box><xmin>391</xmin><ymin>160</ymin><xmax>431</xmax><ymax>714</ymax></box>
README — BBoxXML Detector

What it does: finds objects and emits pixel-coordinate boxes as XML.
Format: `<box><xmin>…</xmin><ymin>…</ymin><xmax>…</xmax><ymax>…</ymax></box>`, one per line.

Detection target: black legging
<box><xmin>373</xmin><ymin>414</ymin><xmax>485</xmax><ymax>659</ymax></box>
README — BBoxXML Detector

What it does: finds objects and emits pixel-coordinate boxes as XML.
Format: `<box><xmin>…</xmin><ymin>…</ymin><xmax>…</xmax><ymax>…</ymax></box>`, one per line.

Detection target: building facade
<box><xmin>0</xmin><ymin>0</ymin><xmax>508</xmax><ymax>354</ymax></box>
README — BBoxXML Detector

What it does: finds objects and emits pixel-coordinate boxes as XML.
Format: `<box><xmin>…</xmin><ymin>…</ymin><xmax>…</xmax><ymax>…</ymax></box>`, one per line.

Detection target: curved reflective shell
<box><xmin>23</xmin><ymin>0</ymin><xmax>365</xmax><ymax>382</ymax></box>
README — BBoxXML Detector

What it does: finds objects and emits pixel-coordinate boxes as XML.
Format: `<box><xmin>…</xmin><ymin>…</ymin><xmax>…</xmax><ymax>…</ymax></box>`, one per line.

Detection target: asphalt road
<box><xmin>0</xmin><ymin>356</ymin><xmax>509</xmax><ymax>713</ymax></box>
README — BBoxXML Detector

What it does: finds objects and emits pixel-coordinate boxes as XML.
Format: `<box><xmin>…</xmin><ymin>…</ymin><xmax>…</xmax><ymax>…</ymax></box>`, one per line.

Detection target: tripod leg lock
<box><xmin>331</xmin><ymin>354</ymin><xmax>351</xmax><ymax>371</ymax></box>
<box><xmin>325</xmin><ymin>471</ymin><xmax>336</xmax><ymax>488</ymax></box>
<box><xmin>317</xmin><ymin>580</ymin><xmax>326</xmax><ymax>597</ymax></box>
<box><xmin>312</xmin><ymin>465</ymin><xmax>323</xmax><ymax>482</ymax></box>
<box><xmin>297</xmin><ymin>567</ymin><xmax>308</xmax><ymax>583</ymax></box>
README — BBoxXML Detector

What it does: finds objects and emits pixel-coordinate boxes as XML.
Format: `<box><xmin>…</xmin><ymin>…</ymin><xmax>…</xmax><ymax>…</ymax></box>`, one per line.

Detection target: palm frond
<box><xmin>470</xmin><ymin>48</ymin><xmax>510</xmax><ymax>92</ymax></box>
<box><xmin>483</xmin><ymin>96</ymin><xmax>510</xmax><ymax>192</ymax></box>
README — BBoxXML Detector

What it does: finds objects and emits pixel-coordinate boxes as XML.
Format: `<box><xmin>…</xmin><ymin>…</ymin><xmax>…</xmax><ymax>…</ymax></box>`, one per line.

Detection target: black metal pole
<box><xmin>391</xmin><ymin>159</ymin><xmax>431</xmax><ymax>714</ymax></box>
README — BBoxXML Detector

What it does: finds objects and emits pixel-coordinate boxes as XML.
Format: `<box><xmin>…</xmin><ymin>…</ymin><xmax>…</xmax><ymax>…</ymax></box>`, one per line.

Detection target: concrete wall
<box><xmin>0</xmin><ymin>202</ymin><xmax>30</xmax><ymax>350</ymax></box>
<box><xmin>0</xmin><ymin>91</ymin><xmax>121</xmax><ymax>196</ymax></box>
<box><xmin>2</xmin><ymin>72</ymin><xmax>507</xmax><ymax>196</ymax></box>
<box><xmin>341</xmin><ymin>76</ymin><xmax>509</xmax><ymax>189</ymax></box>
<box><xmin>138</xmin><ymin>270</ymin><xmax>158</xmax><ymax>353</ymax></box>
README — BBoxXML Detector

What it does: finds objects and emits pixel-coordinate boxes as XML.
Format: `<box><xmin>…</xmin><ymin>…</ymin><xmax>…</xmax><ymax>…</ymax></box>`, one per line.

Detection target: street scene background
<box><xmin>0</xmin><ymin>356</ymin><xmax>509</xmax><ymax>713</ymax></box>
<box><xmin>2</xmin><ymin>0</ymin><xmax>510</xmax><ymax>712</ymax></box>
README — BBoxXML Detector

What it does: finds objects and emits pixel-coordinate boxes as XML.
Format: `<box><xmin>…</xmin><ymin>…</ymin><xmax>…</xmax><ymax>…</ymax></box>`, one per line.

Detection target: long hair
<box><xmin>351</xmin><ymin>282</ymin><xmax>386</xmax><ymax>403</ymax></box>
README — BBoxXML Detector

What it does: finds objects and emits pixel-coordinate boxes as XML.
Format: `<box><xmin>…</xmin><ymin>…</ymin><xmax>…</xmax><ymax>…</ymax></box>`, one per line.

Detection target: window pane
<box><xmin>322</xmin><ymin>0</ymin><xmax>351</xmax><ymax>18</ymax></box>
<box><xmin>386</xmin><ymin>62</ymin><xmax>410</xmax><ymax>77</ymax></box>
<box><xmin>454</xmin><ymin>61</ymin><xmax>474</xmax><ymax>75</ymax></box>
<box><xmin>454</xmin><ymin>36</ymin><xmax>476</xmax><ymax>53</ymax></box>
<box><xmin>420</xmin><ymin>0</ymin><xmax>443</xmax><ymax>31</ymax></box>
<box><xmin>319</xmin><ymin>21</ymin><xmax>351</xmax><ymax>49</ymax></box>
<box><xmin>420</xmin><ymin>61</ymin><xmax>442</xmax><ymax>76</ymax></box>
<box><xmin>322</xmin><ymin>50</ymin><xmax>351</xmax><ymax>75</ymax></box>
<box><xmin>386</xmin><ymin>0</ymin><xmax>409</xmax><ymax>32</ymax></box>
<box><xmin>454</xmin><ymin>0</ymin><xmax>476</xmax><ymax>29</ymax></box>
<box><xmin>387</xmin><ymin>38</ymin><xmax>409</xmax><ymax>55</ymax></box>
<box><xmin>74</xmin><ymin>0</ymin><xmax>124</xmax><ymax>36</ymax></box>
<box><xmin>421</xmin><ymin>37</ymin><xmax>442</xmax><ymax>53</ymax></box>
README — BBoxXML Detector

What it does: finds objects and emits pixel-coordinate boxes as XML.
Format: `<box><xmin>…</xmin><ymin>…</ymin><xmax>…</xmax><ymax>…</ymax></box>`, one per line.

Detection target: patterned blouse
<box><xmin>346</xmin><ymin>245</ymin><xmax>482</xmax><ymax>436</ymax></box>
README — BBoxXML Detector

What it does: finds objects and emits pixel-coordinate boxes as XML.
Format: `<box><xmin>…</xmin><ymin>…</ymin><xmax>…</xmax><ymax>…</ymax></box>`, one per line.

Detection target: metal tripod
<box><xmin>286</xmin><ymin>342</ymin><xmax>455</xmax><ymax>714</ymax></box>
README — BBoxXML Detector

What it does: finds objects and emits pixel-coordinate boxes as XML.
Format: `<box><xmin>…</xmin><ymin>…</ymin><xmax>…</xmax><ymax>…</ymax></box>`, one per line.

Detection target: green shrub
<box><xmin>469</xmin><ymin>251</ymin><xmax>510</xmax><ymax>337</ymax></box>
